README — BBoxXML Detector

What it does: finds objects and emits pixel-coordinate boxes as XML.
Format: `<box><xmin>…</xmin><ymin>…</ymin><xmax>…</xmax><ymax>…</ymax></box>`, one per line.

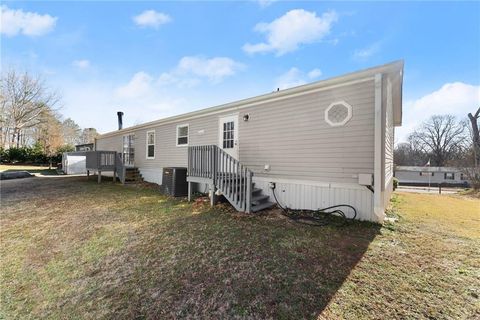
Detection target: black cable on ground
<box><xmin>272</xmin><ymin>188</ymin><xmax>357</xmax><ymax>227</ymax></box>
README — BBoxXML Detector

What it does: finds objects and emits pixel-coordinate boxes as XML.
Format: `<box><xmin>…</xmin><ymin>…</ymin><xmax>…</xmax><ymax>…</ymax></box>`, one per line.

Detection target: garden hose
<box><xmin>272</xmin><ymin>187</ymin><xmax>357</xmax><ymax>227</ymax></box>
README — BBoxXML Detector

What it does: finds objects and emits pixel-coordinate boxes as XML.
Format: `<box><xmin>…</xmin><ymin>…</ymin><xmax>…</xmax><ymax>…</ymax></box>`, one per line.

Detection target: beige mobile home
<box><xmin>95</xmin><ymin>61</ymin><xmax>404</xmax><ymax>223</ymax></box>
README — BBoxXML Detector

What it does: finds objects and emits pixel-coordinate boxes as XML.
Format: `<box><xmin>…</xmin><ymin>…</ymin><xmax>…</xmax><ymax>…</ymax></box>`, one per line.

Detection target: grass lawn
<box><xmin>0</xmin><ymin>164</ymin><xmax>58</xmax><ymax>176</ymax></box>
<box><xmin>1</xmin><ymin>174</ymin><xmax>479</xmax><ymax>319</ymax></box>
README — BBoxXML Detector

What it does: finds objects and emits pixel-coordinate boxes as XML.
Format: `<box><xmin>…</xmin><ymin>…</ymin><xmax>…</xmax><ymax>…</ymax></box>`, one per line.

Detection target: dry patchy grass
<box><xmin>1</xmin><ymin>175</ymin><xmax>479</xmax><ymax>319</ymax></box>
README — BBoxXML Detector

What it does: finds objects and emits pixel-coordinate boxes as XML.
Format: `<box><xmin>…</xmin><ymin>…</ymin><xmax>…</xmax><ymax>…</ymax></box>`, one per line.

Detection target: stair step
<box><xmin>251</xmin><ymin>194</ymin><xmax>269</xmax><ymax>205</ymax></box>
<box><xmin>252</xmin><ymin>188</ymin><xmax>262</xmax><ymax>195</ymax></box>
<box><xmin>251</xmin><ymin>201</ymin><xmax>275</xmax><ymax>212</ymax></box>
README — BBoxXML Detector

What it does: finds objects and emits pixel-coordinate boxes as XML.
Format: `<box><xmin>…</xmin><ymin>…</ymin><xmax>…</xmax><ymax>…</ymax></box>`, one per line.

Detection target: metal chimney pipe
<box><xmin>117</xmin><ymin>111</ymin><xmax>124</xmax><ymax>130</ymax></box>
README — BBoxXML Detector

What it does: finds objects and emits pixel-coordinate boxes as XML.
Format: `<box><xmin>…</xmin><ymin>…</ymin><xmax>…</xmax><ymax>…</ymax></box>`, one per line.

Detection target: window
<box><xmin>444</xmin><ymin>172</ymin><xmax>454</xmax><ymax>180</ymax></box>
<box><xmin>146</xmin><ymin>130</ymin><xmax>155</xmax><ymax>159</ymax></box>
<box><xmin>176</xmin><ymin>124</ymin><xmax>189</xmax><ymax>146</ymax></box>
<box><xmin>222</xmin><ymin>121</ymin><xmax>235</xmax><ymax>149</ymax></box>
<box><xmin>325</xmin><ymin>101</ymin><xmax>353</xmax><ymax>127</ymax></box>
<box><xmin>420</xmin><ymin>172</ymin><xmax>434</xmax><ymax>176</ymax></box>
<box><xmin>123</xmin><ymin>134</ymin><xmax>135</xmax><ymax>166</ymax></box>
<box><xmin>460</xmin><ymin>173</ymin><xmax>467</xmax><ymax>180</ymax></box>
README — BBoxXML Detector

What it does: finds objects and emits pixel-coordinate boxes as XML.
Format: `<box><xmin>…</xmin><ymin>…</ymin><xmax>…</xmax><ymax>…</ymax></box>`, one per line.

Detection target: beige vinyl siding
<box><xmin>132</xmin><ymin>113</ymin><xmax>226</xmax><ymax>171</ymax></box>
<box><xmin>238</xmin><ymin>80</ymin><xmax>375</xmax><ymax>184</ymax></box>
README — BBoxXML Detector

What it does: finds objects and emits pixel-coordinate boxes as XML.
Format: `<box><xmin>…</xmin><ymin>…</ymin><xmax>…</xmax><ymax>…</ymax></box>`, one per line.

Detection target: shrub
<box><xmin>393</xmin><ymin>177</ymin><xmax>399</xmax><ymax>190</ymax></box>
<box><xmin>0</xmin><ymin>144</ymin><xmax>74</xmax><ymax>165</ymax></box>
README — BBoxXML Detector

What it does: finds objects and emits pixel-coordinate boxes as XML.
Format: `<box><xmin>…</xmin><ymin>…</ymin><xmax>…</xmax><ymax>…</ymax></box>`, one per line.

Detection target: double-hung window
<box><xmin>176</xmin><ymin>124</ymin><xmax>189</xmax><ymax>146</ymax></box>
<box><xmin>146</xmin><ymin>130</ymin><xmax>155</xmax><ymax>159</ymax></box>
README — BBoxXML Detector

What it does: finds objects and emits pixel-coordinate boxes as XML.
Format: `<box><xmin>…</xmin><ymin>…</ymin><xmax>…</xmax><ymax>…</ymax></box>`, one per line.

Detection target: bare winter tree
<box><xmin>80</xmin><ymin>128</ymin><xmax>99</xmax><ymax>144</ymax></box>
<box><xmin>408</xmin><ymin>115</ymin><xmax>466</xmax><ymax>166</ymax></box>
<box><xmin>0</xmin><ymin>70</ymin><xmax>60</xmax><ymax>148</ymax></box>
<box><xmin>456</xmin><ymin>108</ymin><xmax>480</xmax><ymax>189</ymax></box>
<box><xmin>61</xmin><ymin>118</ymin><xmax>82</xmax><ymax>146</ymax></box>
<box><xmin>467</xmin><ymin>107</ymin><xmax>480</xmax><ymax>166</ymax></box>
<box><xmin>394</xmin><ymin>141</ymin><xmax>428</xmax><ymax>166</ymax></box>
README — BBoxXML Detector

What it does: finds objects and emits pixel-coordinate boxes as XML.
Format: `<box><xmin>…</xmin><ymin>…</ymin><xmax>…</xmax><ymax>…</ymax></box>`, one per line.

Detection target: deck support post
<box><xmin>188</xmin><ymin>181</ymin><xmax>192</xmax><ymax>202</ymax></box>
<box><xmin>209</xmin><ymin>182</ymin><xmax>217</xmax><ymax>207</ymax></box>
<box><xmin>87</xmin><ymin>170</ymin><xmax>90</xmax><ymax>180</ymax></box>
<box><xmin>113</xmin><ymin>170</ymin><xmax>116</xmax><ymax>184</ymax></box>
<box><xmin>98</xmin><ymin>171</ymin><xmax>101</xmax><ymax>183</ymax></box>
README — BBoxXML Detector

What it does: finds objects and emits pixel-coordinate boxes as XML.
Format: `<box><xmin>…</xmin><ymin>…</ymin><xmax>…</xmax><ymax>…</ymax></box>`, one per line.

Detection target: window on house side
<box><xmin>146</xmin><ymin>131</ymin><xmax>155</xmax><ymax>159</ymax></box>
<box><xmin>444</xmin><ymin>172</ymin><xmax>454</xmax><ymax>180</ymax></box>
<box><xmin>177</xmin><ymin>125</ymin><xmax>189</xmax><ymax>146</ymax></box>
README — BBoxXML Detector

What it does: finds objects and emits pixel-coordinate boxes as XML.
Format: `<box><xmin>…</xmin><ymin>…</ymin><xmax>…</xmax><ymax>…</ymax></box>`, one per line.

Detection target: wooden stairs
<box><xmin>187</xmin><ymin>145</ymin><xmax>275</xmax><ymax>213</ymax></box>
<box><xmin>124</xmin><ymin>167</ymin><xmax>144</xmax><ymax>183</ymax></box>
<box><xmin>217</xmin><ymin>174</ymin><xmax>274</xmax><ymax>212</ymax></box>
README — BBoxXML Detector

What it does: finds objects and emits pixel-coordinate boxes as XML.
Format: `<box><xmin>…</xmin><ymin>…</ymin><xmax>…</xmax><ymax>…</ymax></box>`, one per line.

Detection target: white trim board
<box><xmin>253</xmin><ymin>176</ymin><xmax>371</xmax><ymax>191</ymax></box>
<box><xmin>373</xmin><ymin>73</ymin><xmax>385</xmax><ymax>221</ymax></box>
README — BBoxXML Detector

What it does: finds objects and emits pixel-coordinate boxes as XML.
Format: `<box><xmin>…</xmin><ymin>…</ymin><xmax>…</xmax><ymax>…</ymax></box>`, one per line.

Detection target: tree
<box><xmin>467</xmin><ymin>107</ymin><xmax>480</xmax><ymax>166</ymax></box>
<box><xmin>80</xmin><ymin>128</ymin><xmax>99</xmax><ymax>144</ymax></box>
<box><xmin>0</xmin><ymin>70</ymin><xmax>60</xmax><ymax>148</ymax></box>
<box><xmin>34</xmin><ymin>108</ymin><xmax>64</xmax><ymax>157</ymax></box>
<box><xmin>408</xmin><ymin>115</ymin><xmax>466</xmax><ymax>166</ymax></box>
<box><xmin>61</xmin><ymin>118</ymin><xmax>81</xmax><ymax>146</ymax></box>
<box><xmin>394</xmin><ymin>141</ymin><xmax>428</xmax><ymax>166</ymax></box>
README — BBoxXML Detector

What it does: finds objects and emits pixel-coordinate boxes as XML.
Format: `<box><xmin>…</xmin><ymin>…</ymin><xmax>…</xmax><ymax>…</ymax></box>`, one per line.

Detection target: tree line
<box><xmin>0</xmin><ymin>70</ymin><xmax>99</xmax><ymax>163</ymax></box>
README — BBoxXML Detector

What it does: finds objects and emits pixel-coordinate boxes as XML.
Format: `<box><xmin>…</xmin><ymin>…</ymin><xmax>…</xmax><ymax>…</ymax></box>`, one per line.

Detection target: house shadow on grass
<box><xmin>87</xmin><ymin>199</ymin><xmax>382</xmax><ymax>319</ymax></box>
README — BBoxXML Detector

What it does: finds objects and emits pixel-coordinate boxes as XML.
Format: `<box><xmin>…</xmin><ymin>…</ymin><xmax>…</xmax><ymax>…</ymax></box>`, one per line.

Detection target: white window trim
<box><xmin>325</xmin><ymin>100</ymin><xmax>353</xmax><ymax>127</ymax></box>
<box><xmin>146</xmin><ymin>130</ymin><xmax>155</xmax><ymax>159</ymax></box>
<box><xmin>176</xmin><ymin>124</ymin><xmax>189</xmax><ymax>147</ymax></box>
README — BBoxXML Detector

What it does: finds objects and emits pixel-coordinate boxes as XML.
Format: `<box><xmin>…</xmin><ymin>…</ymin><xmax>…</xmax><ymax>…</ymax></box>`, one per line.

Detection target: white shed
<box><xmin>62</xmin><ymin>152</ymin><xmax>87</xmax><ymax>175</ymax></box>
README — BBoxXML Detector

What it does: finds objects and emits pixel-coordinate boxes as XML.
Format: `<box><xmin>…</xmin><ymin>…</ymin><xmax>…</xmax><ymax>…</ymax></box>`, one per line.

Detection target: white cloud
<box><xmin>72</xmin><ymin>59</ymin><xmax>90</xmax><ymax>69</ymax></box>
<box><xmin>133</xmin><ymin>10</ymin><xmax>171</xmax><ymax>29</ymax></box>
<box><xmin>243</xmin><ymin>9</ymin><xmax>338</xmax><ymax>56</ymax></box>
<box><xmin>177</xmin><ymin>56</ymin><xmax>245</xmax><ymax>82</ymax></box>
<box><xmin>0</xmin><ymin>5</ymin><xmax>57</xmax><ymax>37</ymax></box>
<box><xmin>158</xmin><ymin>56</ymin><xmax>245</xmax><ymax>87</ymax></box>
<box><xmin>396</xmin><ymin>82</ymin><xmax>480</xmax><ymax>143</ymax></box>
<box><xmin>255</xmin><ymin>0</ymin><xmax>277</xmax><ymax>8</ymax></box>
<box><xmin>353</xmin><ymin>42</ymin><xmax>381</xmax><ymax>61</ymax></box>
<box><xmin>58</xmin><ymin>78</ymin><xmax>187</xmax><ymax>133</ymax></box>
<box><xmin>116</xmin><ymin>72</ymin><xmax>154</xmax><ymax>99</ymax></box>
<box><xmin>308</xmin><ymin>68</ymin><xmax>322</xmax><ymax>79</ymax></box>
<box><xmin>275</xmin><ymin>67</ymin><xmax>322</xmax><ymax>90</ymax></box>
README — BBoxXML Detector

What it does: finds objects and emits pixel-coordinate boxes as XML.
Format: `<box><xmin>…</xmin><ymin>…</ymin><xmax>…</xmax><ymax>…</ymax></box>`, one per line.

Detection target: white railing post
<box><xmin>246</xmin><ymin>171</ymin><xmax>253</xmax><ymax>213</ymax></box>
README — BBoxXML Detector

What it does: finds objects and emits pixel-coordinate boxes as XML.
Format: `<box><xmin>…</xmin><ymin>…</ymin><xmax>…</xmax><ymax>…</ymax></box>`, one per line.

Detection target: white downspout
<box><xmin>373</xmin><ymin>73</ymin><xmax>385</xmax><ymax>222</ymax></box>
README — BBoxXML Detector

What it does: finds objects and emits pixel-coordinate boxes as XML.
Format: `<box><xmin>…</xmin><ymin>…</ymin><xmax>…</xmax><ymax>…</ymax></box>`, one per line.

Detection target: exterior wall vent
<box><xmin>325</xmin><ymin>101</ymin><xmax>353</xmax><ymax>127</ymax></box>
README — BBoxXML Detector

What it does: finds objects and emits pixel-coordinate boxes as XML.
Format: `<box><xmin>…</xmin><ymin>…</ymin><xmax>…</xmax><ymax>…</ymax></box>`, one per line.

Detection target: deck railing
<box><xmin>188</xmin><ymin>145</ymin><xmax>252</xmax><ymax>212</ymax></box>
<box><xmin>85</xmin><ymin>151</ymin><xmax>125</xmax><ymax>184</ymax></box>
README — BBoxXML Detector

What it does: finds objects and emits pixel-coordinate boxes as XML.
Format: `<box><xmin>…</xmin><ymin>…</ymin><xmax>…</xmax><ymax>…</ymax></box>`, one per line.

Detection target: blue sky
<box><xmin>1</xmin><ymin>1</ymin><xmax>479</xmax><ymax>143</ymax></box>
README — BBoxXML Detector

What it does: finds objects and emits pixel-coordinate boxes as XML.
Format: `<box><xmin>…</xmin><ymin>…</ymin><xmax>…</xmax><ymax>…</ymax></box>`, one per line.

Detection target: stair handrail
<box><xmin>115</xmin><ymin>153</ymin><xmax>126</xmax><ymax>184</ymax></box>
<box><xmin>188</xmin><ymin>145</ymin><xmax>253</xmax><ymax>213</ymax></box>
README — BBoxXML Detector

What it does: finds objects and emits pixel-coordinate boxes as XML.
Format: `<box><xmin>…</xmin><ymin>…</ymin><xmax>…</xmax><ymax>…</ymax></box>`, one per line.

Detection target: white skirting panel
<box><xmin>253</xmin><ymin>176</ymin><xmax>376</xmax><ymax>222</ymax></box>
<box><xmin>139</xmin><ymin>168</ymin><xmax>163</xmax><ymax>185</ymax></box>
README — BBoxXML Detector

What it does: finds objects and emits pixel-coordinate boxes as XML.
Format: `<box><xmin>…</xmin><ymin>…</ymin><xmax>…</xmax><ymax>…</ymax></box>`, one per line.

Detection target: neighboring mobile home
<box><xmin>95</xmin><ymin>61</ymin><xmax>404</xmax><ymax>223</ymax></box>
<box><xmin>394</xmin><ymin>166</ymin><xmax>471</xmax><ymax>187</ymax></box>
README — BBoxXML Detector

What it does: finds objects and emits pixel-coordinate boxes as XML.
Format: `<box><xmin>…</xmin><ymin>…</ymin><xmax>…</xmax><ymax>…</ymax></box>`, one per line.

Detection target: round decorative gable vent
<box><xmin>325</xmin><ymin>101</ymin><xmax>353</xmax><ymax>127</ymax></box>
